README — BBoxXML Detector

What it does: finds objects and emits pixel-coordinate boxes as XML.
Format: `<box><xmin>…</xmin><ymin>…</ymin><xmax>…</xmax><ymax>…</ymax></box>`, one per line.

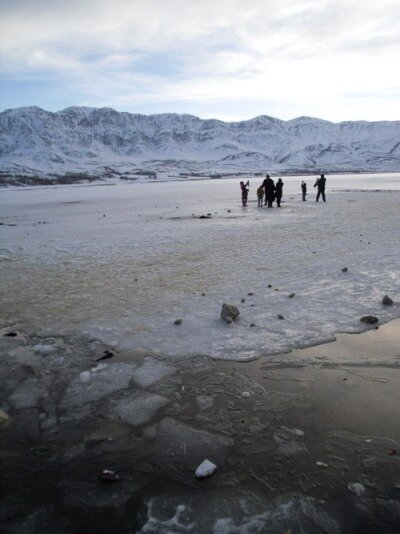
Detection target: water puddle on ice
<box><xmin>1</xmin><ymin>319</ymin><xmax>400</xmax><ymax>532</ymax></box>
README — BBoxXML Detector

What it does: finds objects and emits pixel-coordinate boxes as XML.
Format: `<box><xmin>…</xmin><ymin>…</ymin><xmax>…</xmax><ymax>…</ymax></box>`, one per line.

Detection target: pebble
<box><xmin>98</xmin><ymin>469</ymin><xmax>119</xmax><ymax>483</ymax></box>
<box><xmin>174</xmin><ymin>319</ymin><xmax>182</xmax><ymax>325</ymax></box>
<box><xmin>288</xmin><ymin>292</ymin><xmax>295</xmax><ymax>298</ymax></box>
<box><xmin>382</xmin><ymin>295</ymin><xmax>393</xmax><ymax>306</ymax></box>
<box><xmin>360</xmin><ymin>316</ymin><xmax>379</xmax><ymax>324</ymax></box>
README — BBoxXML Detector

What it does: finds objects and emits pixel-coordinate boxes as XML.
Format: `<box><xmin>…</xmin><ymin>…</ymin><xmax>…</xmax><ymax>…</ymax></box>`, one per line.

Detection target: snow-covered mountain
<box><xmin>1</xmin><ymin>105</ymin><xmax>400</xmax><ymax>180</ymax></box>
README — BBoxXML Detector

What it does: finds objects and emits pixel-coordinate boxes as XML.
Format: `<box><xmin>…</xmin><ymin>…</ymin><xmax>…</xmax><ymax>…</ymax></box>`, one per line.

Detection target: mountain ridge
<box><xmin>1</xmin><ymin>106</ymin><xmax>400</xmax><ymax>180</ymax></box>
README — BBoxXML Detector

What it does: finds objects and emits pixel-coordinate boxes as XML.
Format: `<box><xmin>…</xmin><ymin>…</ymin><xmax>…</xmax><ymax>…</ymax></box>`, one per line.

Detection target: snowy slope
<box><xmin>0</xmin><ymin>106</ymin><xmax>400</xmax><ymax>177</ymax></box>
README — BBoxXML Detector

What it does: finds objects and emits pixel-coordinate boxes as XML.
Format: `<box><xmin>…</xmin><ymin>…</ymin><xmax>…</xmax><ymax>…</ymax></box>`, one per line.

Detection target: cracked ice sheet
<box><xmin>1</xmin><ymin>176</ymin><xmax>400</xmax><ymax>360</ymax></box>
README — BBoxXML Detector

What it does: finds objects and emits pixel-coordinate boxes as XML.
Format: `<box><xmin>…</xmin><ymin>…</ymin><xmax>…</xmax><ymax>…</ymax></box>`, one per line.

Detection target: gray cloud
<box><xmin>0</xmin><ymin>0</ymin><xmax>399</xmax><ymax>120</ymax></box>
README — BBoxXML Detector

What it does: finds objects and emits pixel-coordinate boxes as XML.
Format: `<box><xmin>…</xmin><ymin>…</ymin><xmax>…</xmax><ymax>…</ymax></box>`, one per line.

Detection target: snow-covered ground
<box><xmin>1</xmin><ymin>173</ymin><xmax>400</xmax><ymax>360</ymax></box>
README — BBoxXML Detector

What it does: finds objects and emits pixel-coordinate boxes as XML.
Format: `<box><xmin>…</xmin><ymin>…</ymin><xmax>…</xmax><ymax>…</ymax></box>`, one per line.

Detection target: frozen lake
<box><xmin>1</xmin><ymin>172</ymin><xmax>400</xmax><ymax>360</ymax></box>
<box><xmin>1</xmin><ymin>172</ymin><xmax>400</xmax><ymax>532</ymax></box>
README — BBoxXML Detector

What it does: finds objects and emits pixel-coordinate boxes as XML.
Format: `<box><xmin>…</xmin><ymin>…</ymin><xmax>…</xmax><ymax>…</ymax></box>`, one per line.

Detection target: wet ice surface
<box><xmin>1</xmin><ymin>174</ymin><xmax>400</xmax><ymax>360</ymax></box>
<box><xmin>1</xmin><ymin>321</ymin><xmax>400</xmax><ymax>532</ymax></box>
<box><xmin>1</xmin><ymin>174</ymin><xmax>400</xmax><ymax>532</ymax></box>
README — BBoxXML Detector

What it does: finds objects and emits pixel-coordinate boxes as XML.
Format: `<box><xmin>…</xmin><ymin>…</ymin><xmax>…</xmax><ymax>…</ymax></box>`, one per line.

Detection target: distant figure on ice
<box><xmin>301</xmin><ymin>181</ymin><xmax>307</xmax><ymax>201</ymax></box>
<box><xmin>257</xmin><ymin>184</ymin><xmax>264</xmax><ymax>207</ymax></box>
<box><xmin>314</xmin><ymin>173</ymin><xmax>326</xmax><ymax>202</ymax></box>
<box><xmin>240</xmin><ymin>180</ymin><xmax>250</xmax><ymax>206</ymax></box>
<box><xmin>263</xmin><ymin>174</ymin><xmax>275</xmax><ymax>208</ymax></box>
<box><xmin>275</xmin><ymin>178</ymin><xmax>283</xmax><ymax>207</ymax></box>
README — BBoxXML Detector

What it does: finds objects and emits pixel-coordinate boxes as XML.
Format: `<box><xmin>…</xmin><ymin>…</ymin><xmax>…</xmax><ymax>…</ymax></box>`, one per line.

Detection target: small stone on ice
<box><xmin>221</xmin><ymin>303</ymin><xmax>240</xmax><ymax>323</ymax></box>
<box><xmin>242</xmin><ymin>391</ymin><xmax>250</xmax><ymax>398</ymax></box>
<box><xmin>195</xmin><ymin>459</ymin><xmax>217</xmax><ymax>479</ymax></box>
<box><xmin>288</xmin><ymin>292</ymin><xmax>295</xmax><ymax>298</ymax></box>
<box><xmin>342</xmin><ymin>267</ymin><xmax>348</xmax><ymax>272</ymax></box>
<box><xmin>98</xmin><ymin>469</ymin><xmax>119</xmax><ymax>483</ymax></box>
<box><xmin>382</xmin><ymin>295</ymin><xmax>393</xmax><ymax>306</ymax></box>
<box><xmin>174</xmin><ymin>319</ymin><xmax>182</xmax><ymax>325</ymax></box>
<box><xmin>278</xmin><ymin>314</ymin><xmax>284</xmax><ymax>320</ymax></box>
<box><xmin>360</xmin><ymin>315</ymin><xmax>379</xmax><ymax>324</ymax></box>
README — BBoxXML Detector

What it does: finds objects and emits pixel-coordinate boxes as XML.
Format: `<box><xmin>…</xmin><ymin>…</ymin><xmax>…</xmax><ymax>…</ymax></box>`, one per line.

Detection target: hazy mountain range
<box><xmin>1</xmin><ymin>106</ymin><xmax>400</xmax><ymax>181</ymax></box>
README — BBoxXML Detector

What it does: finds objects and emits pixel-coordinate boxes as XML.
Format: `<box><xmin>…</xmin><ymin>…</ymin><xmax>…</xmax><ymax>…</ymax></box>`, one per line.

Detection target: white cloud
<box><xmin>0</xmin><ymin>0</ymin><xmax>399</xmax><ymax>120</ymax></box>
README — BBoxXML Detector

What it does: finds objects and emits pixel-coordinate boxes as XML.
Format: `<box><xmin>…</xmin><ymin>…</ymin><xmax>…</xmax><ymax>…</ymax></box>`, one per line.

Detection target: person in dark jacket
<box><xmin>314</xmin><ymin>173</ymin><xmax>326</xmax><ymax>202</ymax></box>
<box><xmin>262</xmin><ymin>174</ymin><xmax>275</xmax><ymax>207</ymax></box>
<box><xmin>301</xmin><ymin>181</ymin><xmax>307</xmax><ymax>201</ymax></box>
<box><xmin>240</xmin><ymin>180</ymin><xmax>250</xmax><ymax>206</ymax></box>
<box><xmin>275</xmin><ymin>178</ymin><xmax>283</xmax><ymax>207</ymax></box>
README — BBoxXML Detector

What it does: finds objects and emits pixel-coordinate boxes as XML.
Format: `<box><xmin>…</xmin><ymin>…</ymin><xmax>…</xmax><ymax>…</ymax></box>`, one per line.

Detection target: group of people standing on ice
<box><xmin>240</xmin><ymin>173</ymin><xmax>326</xmax><ymax>207</ymax></box>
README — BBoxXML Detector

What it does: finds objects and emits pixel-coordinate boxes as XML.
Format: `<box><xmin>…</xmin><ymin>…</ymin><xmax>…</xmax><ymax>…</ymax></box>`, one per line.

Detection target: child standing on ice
<box><xmin>240</xmin><ymin>180</ymin><xmax>250</xmax><ymax>206</ymax></box>
<box><xmin>301</xmin><ymin>181</ymin><xmax>307</xmax><ymax>201</ymax></box>
<box><xmin>257</xmin><ymin>184</ymin><xmax>264</xmax><ymax>207</ymax></box>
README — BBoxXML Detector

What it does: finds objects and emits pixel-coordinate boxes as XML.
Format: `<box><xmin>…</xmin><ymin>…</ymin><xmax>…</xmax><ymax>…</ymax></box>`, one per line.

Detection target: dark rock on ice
<box><xmin>382</xmin><ymin>295</ymin><xmax>393</xmax><ymax>306</ymax></box>
<box><xmin>4</xmin><ymin>332</ymin><xmax>17</xmax><ymax>337</ymax></box>
<box><xmin>278</xmin><ymin>314</ymin><xmax>284</xmax><ymax>320</ymax></box>
<box><xmin>342</xmin><ymin>267</ymin><xmax>348</xmax><ymax>272</ymax></box>
<box><xmin>360</xmin><ymin>316</ymin><xmax>379</xmax><ymax>324</ymax></box>
<box><xmin>288</xmin><ymin>292</ymin><xmax>295</xmax><ymax>298</ymax></box>
<box><xmin>174</xmin><ymin>319</ymin><xmax>182</xmax><ymax>325</ymax></box>
<box><xmin>221</xmin><ymin>303</ymin><xmax>240</xmax><ymax>323</ymax></box>
<box><xmin>98</xmin><ymin>469</ymin><xmax>119</xmax><ymax>483</ymax></box>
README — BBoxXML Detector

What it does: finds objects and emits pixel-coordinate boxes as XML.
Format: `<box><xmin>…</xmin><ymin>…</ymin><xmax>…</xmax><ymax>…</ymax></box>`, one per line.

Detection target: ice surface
<box><xmin>61</xmin><ymin>363</ymin><xmax>135</xmax><ymax>409</ymax></box>
<box><xmin>132</xmin><ymin>357</ymin><xmax>177</xmax><ymax>387</ymax></box>
<box><xmin>274</xmin><ymin>427</ymin><xmax>307</xmax><ymax>456</ymax></box>
<box><xmin>8</xmin><ymin>378</ymin><xmax>47</xmax><ymax>409</ymax></box>
<box><xmin>196</xmin><ymin>395</ymin><xmax>214</xmax><ymax>410</ymax></box>
<box><xmin>111</xmin><ymin>393</ymin><xmax>168</xmax><ymax>426</ymax></box>
<box><xmin>33</xmin><ymin>344</ymin><xmax>56</xmax><ymax>356</ymax></box>
<box><xmin>348</xmin><ymin>482</ymin><xmax>366</xmax><ymax>496</ymax></box>
<box><xmin>139</xmin><ymin>493</ymin><xmax>340</xmax><ymax>534</ymax></box>
<box><xmin>1</xmin><ymin>176</ymin><xmax>400</xmax><ymax>361</ymax></box>
<box><xmin>154</xmin><ymin>417</ymin><xmax>232</xmax><ymax>467</ymax></box>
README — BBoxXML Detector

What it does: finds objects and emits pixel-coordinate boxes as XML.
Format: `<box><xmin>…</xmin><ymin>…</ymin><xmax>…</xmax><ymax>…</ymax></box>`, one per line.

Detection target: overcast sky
<box><xmin>1</xmin><ymin>0</ymin><xmax>399</xmax><ymax>121</ymax></box>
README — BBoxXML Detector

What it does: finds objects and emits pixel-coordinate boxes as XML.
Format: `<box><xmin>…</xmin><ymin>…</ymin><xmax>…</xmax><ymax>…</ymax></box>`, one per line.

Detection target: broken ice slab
<box><xmin>110</xmin><ymin>393</ymin><xmax>168</xmax><ymax>426</ymax></box>
<box><xmin>33</xmin><ymin>344</ymin><xmax>56</xmax><ymax>356</ymax></box>
<box><xmin>61</xmin><ymin>363</ymin><xmax>136</xmax><ymax>409</ymax></box>
<box><xmin>8</xmin><ymin>378</ymin><xmax>47</xmax><ymax>409</ymax></box>
<box><xmin>274</xmin><ymin>426</ymin><xmax>307</xmax><ymax>457</ymax></box>
<box><xmin>195</xmin><ymin>459</ymin><xmax>217</xmax><ymax>479</ymax></box>
<box><xmin>132</xmin><ymin>357</ymin><xmax>177</xmax><ymax>387</ymax></box>
<box><xmin>196</xmin><ymin>395</ymin><xmax>214</xmax><ymax>411</ymax></box>
<box><xmin>153</xmin><ymin>417</ymin><xmax>232</xmax><ymax>467</ymax></box>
